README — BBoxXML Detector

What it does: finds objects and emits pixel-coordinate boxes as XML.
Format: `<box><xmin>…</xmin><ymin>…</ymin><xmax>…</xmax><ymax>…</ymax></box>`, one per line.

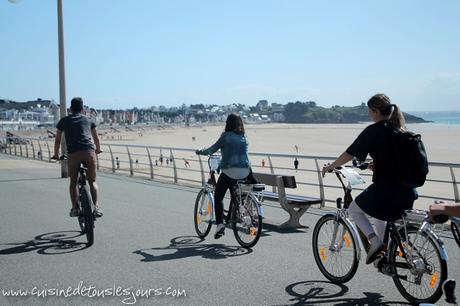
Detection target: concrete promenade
<box><xmin>0</xmin><ymin>154</ymin><xmax>459</xmax><ymax>306</ymax></box>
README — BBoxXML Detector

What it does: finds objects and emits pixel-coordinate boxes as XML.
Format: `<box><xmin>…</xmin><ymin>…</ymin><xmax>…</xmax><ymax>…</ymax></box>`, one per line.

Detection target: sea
<box><xmin>410</xmin><ymin>111</ymin><xmax>460</xmax><ymax>125</ymax></box>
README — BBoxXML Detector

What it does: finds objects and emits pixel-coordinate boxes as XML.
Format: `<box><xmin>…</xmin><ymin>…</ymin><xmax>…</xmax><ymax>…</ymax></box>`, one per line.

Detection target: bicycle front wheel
<box><xmin>312</xmin><ymin>214</ymin><xmax>359</xmax><ymax>283</ymax></box>
<box><xmin>451</xmin><ymin>221</ymin><xmax>460</xmax><ymax>247</ymax></box>
<box><xmin>232</xmin><ymin>195</ymin><xmax>262</xmax><ymax>249</ymax></box>
<box><xmin>389</xmin><ymin>226</ymin><xmax>447</xmax><ymax>304</ymax></box>
<box><xmin>194</xmin><ymin>189</ymin><xmax>213</xmax><ymax>238</ymax></box>
<box><xmin>80</xmin><ymin>184</ymin><xmax>95</xmax><ymax>246</ymax></box>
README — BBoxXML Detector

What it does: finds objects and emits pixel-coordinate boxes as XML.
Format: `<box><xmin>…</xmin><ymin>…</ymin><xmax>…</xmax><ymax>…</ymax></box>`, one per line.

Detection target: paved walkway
<box><xmin>0</xmin><ymin>154</ymin><xmax>459</xmax><ymax>306</ymax></box>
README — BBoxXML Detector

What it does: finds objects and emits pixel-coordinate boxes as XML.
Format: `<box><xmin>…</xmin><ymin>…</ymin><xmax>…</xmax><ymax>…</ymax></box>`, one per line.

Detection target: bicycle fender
<box><xmin>249</xmin><ymin>193</ymin><xmax>264</xmax><ymax>217</ymax></box>
<box><xmin>322</xmin><ymin>211</ymin><xmax>363</xmax><ymax>261</ymax></box>
<box><xmin>207</xmin><ymin>191</ymin><xmax>215</xmax><ymax>215</ymax></box>
<box><xmin>420</xmin><ymin>223</ymin><xmax>449</xmax><ymax>261</ymax></box>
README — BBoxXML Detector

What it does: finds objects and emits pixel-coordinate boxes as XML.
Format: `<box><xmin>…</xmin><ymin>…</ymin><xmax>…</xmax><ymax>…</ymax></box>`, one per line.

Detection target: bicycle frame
<box><xmin>77</xmin><ymin>164</ymin><xmax>94</xmax><ymax>214</ymax></box>
<box><xmin>330</xmin><ymin>166</ymin><xmax>448</xmax><ymax>266</ymax></box>
<box><xmin>201</xmin><ymin>155</ymin><xmax>264</xmax><ymax>223</ymax></box>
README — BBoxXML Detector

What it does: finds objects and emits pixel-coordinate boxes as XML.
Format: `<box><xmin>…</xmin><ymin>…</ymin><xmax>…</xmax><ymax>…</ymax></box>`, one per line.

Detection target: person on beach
<box><xmin>321</xmin><ymin>93</ymin><xmax>418</xmax><ymax>264</ymax></box>
<box><xmin>196</xmin><ymin>113</ymin><xmax>256</xmax><ymax>239</ymax></box>
<box><xmin>52</xmin><ymin>97</ymin><xmax>103</xmax><ymax>218</ymax></box>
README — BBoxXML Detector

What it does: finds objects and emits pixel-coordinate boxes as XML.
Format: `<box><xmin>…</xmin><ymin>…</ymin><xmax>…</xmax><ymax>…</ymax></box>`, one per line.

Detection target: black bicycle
<box><xmin>76</xmin><ymin>162</ymin><xmax>96</xmax><ymax>246</ymax></box>
<box><xmin>54</xmin><ymin>155</ymin><xmax>97</xmax><ymax>246</ymax></box>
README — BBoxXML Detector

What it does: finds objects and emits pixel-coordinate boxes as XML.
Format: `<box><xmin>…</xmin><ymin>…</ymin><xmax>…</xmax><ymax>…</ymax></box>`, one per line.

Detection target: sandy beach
<box><xmin>13</xmin><ymin>122</ymin><xmax>460</xmax><ymax>163</ymax></box>
<box><xmin>10</xmin><ymin>122</ymin><xmax>460</xmax><ymax>211</ymax></box>
<box><xmin>86</xmin><ymin>122</ymin><xmax>459</xmax><ymax>163</ymax></box>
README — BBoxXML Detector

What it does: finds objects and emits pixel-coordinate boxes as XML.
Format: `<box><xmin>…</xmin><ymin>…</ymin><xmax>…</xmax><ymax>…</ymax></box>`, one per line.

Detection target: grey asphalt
<box><xmin>0</xmin><ymin>154</ymin><xmax>458</xmax><ymax>306</ymax></box>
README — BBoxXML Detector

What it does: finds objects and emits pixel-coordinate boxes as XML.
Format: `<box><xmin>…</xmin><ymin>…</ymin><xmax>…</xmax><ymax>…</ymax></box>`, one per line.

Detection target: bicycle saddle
<box><xmin>252</xmin><ymin>184</ymin><xmax>265</xmax><ymax>192</ymax></box>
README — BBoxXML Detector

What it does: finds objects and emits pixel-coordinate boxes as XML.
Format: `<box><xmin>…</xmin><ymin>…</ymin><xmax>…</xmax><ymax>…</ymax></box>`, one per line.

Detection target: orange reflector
<box><xmin>249</xmin><ymin>227</ymin><xmax>257</xmax><ymax>236</ymax></box>
<box><xmin>343</xmin><ymin>234</ymin><xmax>351</xmax><ymax>248</ymax></box>
<box><xmin>430</xmin><ymin>272</ymin><xmax>438</xmax><ymax>289</ymax></box>
<box><xmin>196</xmin><ymin>214</ymin><xmax>201</xmax><ymax>224</ymax></box>
<box><xmin>320</xmin><ymin>247</ymin><xmax>327</xmax><ymax>262</ymax></box>
<box><xmin>207</xmin><ymin>202</ymin><xmax>212</xmax><ymax>214</ymax></box>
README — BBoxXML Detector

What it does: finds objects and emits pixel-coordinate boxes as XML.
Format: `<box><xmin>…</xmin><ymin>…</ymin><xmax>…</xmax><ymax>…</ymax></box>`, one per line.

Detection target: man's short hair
<box><xmin>70</xmin><ymin>97</ymin><xmax>84</xmax><ymax>113</ymax></box>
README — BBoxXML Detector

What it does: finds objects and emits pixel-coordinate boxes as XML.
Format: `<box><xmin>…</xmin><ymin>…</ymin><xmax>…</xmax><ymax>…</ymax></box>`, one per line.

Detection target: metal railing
<box><xmin>1</xmin><ymin>137</ymin><xmax>459</xmax><ymax>208</ymax></box>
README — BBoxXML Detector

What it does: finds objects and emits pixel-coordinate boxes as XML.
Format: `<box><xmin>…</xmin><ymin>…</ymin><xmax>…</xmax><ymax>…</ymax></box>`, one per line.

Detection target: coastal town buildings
<box><xmin>1</xmin><ymin>98</ymin><xmax>427</xmax><ymax>131</ymax></box>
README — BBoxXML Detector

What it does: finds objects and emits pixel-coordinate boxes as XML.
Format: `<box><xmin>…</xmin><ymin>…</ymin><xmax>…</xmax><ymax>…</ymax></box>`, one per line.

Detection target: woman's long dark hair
<box><xmin>225</xmin><ymin>113</ymin><xmax>245</xmax><ymax>135</ymax></box>
<box><xmin>367</xmin><ymin>93</ymin><xmax>405</xmax><ymax>129</ymax></box>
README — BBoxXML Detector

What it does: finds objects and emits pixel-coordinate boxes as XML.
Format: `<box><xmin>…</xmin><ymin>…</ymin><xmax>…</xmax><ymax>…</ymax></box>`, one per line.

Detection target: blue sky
<box><xmin>1</xmin><ymin>0</ymin><xmax>459</xmax><ymax>111</ymax></box>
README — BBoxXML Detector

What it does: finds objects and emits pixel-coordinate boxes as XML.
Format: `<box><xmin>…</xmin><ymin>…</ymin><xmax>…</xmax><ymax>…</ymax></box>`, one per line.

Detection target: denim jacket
<box><xmin>199</xmin><ymin>131</ymin><xmax>250</xmax><ymax>170</ymax></box>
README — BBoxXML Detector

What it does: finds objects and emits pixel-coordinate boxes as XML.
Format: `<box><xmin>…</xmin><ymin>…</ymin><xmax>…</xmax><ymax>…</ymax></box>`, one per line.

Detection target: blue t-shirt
<box><xmin>56</xmin><ymin>114</ymin><xmax>96</xmax><ymax>153</ymax></box>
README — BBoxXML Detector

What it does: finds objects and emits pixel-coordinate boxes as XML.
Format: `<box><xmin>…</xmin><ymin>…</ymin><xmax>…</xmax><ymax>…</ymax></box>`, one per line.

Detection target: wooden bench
<box><xmin>252</xmin><ymin>172</ymin><xmax>322</xmax><ymax>229</ymax></box>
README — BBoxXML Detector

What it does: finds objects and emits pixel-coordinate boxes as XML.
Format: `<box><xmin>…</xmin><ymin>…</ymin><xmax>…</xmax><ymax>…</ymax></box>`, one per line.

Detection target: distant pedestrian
<box><xmin>116</xmin><ymin>157</ymin><xmax>120</xmax><ymax>169</ymax></box>
<box><xmin>166</xmin><ymin>158</ymin><xmax>169</xmax><ymax>166</ymax></box>
<box><xmin>262</xmin><ymin>159</ymin><xmax>265</xmax><ymax>167</ymax></box>
<box><xmin>135</xmin><ymin>159</ymin><xmax>139</xmax><ymax>167</ymax></box>
<box><xmin>159</xmin><ymin>154</ymin><xmax>163</xmax><ymax>165</ymax></box>
<box><xmin>155</xmin><ymin>160</ymin><xmax>158</xmax><ymax>166</ymax></box>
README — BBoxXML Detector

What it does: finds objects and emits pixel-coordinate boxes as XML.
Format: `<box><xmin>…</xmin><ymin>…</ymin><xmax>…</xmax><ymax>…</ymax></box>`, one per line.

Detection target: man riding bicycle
<box><xmin>52</xmin><ymin>97</ymin><xmax>103</xmax><ymax>218</ymax></box>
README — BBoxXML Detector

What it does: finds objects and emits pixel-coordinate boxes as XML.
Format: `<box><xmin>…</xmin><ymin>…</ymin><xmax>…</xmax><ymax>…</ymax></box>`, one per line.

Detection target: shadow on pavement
<box><xmin>133</xmin><ymin>235</ymin><xmax>253</xmax><ymax>262</ymax></box>
<box><xmin>0</xmin><ymin>231</ymin><xmax>88</xmax><ymax>255</ymax></box>
<box><xmin>261</xmin><ymin>222</ymin><xmax>309</xmax><ymax>237</ymax></box>
<box><xmin>284</xmin><ymin>280</ymin><xmax>411</xmax><ymax>306</ymax></box>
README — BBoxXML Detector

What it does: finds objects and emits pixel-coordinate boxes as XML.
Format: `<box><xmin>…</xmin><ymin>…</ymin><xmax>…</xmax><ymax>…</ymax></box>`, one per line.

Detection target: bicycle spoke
<box><xmin>313</xmin><ymin>216</ymin><xmax>358</xmax><ymax>283</ymax></box>
<box><xmin>391</xmin><ymin>228</ymin><xmax>446</xmax><ymax>304</ymax></box>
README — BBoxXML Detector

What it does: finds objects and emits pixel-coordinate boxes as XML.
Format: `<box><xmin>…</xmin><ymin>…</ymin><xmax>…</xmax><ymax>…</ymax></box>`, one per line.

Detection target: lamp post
<box><xmin>9</xmin><ymin>0</ymin><xmax>68</xmax><ymax>177</ymax></box>
<box><xmin>57</xmin><ymin>0</ymin><xmax>68</xmax><ymax>177</ymax></box>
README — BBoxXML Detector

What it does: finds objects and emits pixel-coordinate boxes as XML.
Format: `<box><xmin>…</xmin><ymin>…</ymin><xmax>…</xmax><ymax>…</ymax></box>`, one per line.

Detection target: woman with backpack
<box><xmin>321</xmin><ymin>93</ymin><xmax>418</xmax><ymax>264</ymax></box>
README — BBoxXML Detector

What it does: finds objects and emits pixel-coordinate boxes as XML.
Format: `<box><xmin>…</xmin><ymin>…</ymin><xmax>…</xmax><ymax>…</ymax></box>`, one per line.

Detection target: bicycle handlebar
<box><xmin>51</xmin><ymin>155</ymin><xmax>67</xmax><ymax>161</ymax></box>
<box><xmin>352</xmin><ymin>159</ymin><xmax>370</xmax><ymax>170</ymax></box>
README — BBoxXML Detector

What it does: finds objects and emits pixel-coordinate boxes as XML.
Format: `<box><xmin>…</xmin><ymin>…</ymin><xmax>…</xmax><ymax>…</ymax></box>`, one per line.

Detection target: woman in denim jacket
<box><xmin>196</xmin><ymin>113</ymin><xmax>254</xmax><ymax>239</ymax></box>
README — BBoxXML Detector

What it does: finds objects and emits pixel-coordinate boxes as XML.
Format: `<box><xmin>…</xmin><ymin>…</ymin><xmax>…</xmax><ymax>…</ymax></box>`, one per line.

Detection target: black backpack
<box><xmin>385</xmin><ymin>122</ymin><xmax>429</xmax><ymax>187</ymax></box>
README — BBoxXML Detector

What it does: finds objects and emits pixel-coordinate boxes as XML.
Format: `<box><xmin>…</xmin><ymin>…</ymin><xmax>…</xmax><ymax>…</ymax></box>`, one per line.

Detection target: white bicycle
<box><xmin>193</xmin><ymin>154</ymin><xmax>265</xmax><ymax>249</ymax></box>
<box><xmin>312</xmin><ymin>162</ymin><xmax>450</xmax><ymax>304</ymax></box>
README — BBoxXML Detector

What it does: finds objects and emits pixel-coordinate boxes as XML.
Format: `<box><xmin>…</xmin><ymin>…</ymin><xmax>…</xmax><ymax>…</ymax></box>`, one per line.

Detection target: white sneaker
<box><xmin>214</xmin><ymin>224</ymin><xmax>225</xmax><ymax>239</ymax></box>
<box><xmin>366</xmin><ymin>237</ymin><xmax>384</xmax><ymax>264</ymax></box>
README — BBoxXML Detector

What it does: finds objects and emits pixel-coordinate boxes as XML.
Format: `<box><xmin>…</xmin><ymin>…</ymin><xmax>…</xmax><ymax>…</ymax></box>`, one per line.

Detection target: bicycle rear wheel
<box><xmin>451</xmin><ymin>221</ymin><xmax>460</xmax><ymax>247</ymax></box>
<box><xmin>78</xmin><ymin>216</ymin><xmax>85</xmax><ymax>233</ymax></box>
<box><xmin>312</xmin><ymin>214</ymin><xmax>359</xmax><ymax>283</ymax></box>
<box><xmin>194</xmin><ymin>189</ymin><xmax>213</xmax><ymax>238</ymax></box>
<box><xmin>232</xmin><ymin>194</ymin><xmax>262</xmax><ymax>249</ymax></box>
<box><xmin>389</xmin><ymin>226</ymin><xmax>447</xmax><ymax>304</ymax></box>
<box><xmin>80</xmin><ymin>185</ymin><xmax>95</xmax><ymax>246</ymax></box>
